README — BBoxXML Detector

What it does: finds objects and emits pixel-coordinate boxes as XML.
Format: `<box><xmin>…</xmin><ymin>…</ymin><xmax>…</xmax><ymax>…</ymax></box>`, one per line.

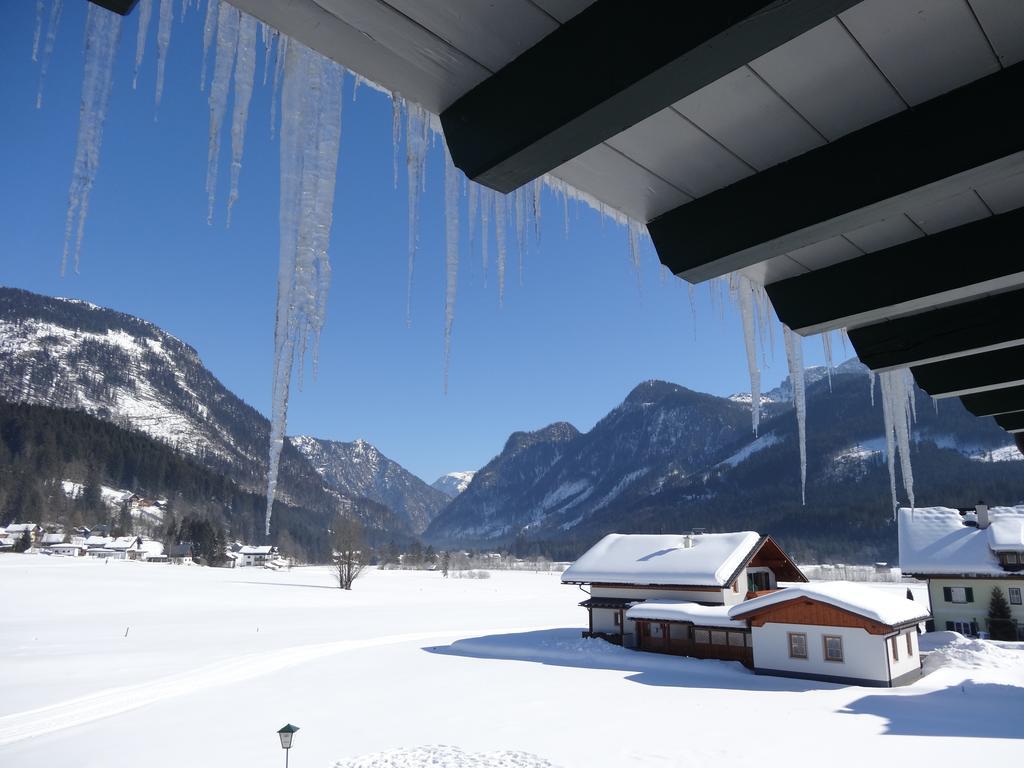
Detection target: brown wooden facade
<box><xmin>633</xmin><ymin>619</ymin><xmax>754</xmax><ymax>667</ymax></box>
<box><xmin>731</xmin><ymin>597</ymin><xmax>895</xmax><ymax>635</ymax></box>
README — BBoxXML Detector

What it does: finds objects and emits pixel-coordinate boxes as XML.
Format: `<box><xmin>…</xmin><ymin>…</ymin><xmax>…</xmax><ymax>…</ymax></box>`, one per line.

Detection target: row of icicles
<box><xmin>32</xmin><ymin>0</ymin><xmax>918</xmax><ymax>537</ymax></box>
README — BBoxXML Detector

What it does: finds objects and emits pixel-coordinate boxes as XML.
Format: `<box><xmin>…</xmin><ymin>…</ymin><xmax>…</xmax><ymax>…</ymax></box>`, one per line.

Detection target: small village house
<box><xmin>168</xmin><ymin>544</ymin><xmax>194</xmax><ymax>565</ymax></box>
<box><xmin>40</xmin><ymin>532</ymin><xmax>66</xmax><ymax>547</ymax></box>
<box><xmin>564</xmin><ymin>531</ymin><xmax>928</xmax><ymax>687</ymax></box>
<box><xmin>48</xmin><ymin>543</ymin><xmax>87</xmax><ymax>557</ymax></box>
<box><xmin>238</xmin><ymin>545</ymin><xmax>277</xmax><ymax>567</ymax></box>
<box><xmin>5</xmin><ymin>523</ymin><xmax>43</xmax><ymax>546</ymax></box>
<box><xmin>899</xmin><ymin>504</ymin><xmax>1024</xmax><ymax>638</ymax></box>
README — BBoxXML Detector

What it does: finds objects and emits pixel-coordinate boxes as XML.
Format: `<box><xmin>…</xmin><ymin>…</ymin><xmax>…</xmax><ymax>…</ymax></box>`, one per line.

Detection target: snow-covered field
<box><xmin>1</xmin><ymin>558</ymin><xmax>1021</xmax><ymax>767</ymax></box>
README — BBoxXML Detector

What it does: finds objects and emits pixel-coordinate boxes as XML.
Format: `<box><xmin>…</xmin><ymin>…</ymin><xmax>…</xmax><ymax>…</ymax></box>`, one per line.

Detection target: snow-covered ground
<box><xmin>1</xmin><ymin>559</ymin><xmax>1021</xmax><ymax>767</ymax></box>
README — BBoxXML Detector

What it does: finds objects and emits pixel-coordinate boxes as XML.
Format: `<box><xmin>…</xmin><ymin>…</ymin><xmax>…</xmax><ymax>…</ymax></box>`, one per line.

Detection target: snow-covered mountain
<box><xmin>432</xmin><ymin>471</ymin><xmax>477</xmax><ymax>498</ymax></box>
<box><xmin>426</xmin><ymin>365</ymin><xmax>1023</xmax><ymax>562</ymax></box>
<box><xmin>290</xmin><ymin>436</ymin><xmax>449</xmax><ymax>533</ymax></box>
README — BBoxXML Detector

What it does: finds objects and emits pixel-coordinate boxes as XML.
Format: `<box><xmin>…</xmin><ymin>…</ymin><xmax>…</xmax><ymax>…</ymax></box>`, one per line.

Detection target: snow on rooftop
<box><xmin>898</xmin><ymin>506</ymin><xmax>1024</xmax><ymax>575</ymax></box>
<box><xmin>240</xmin><ymin>546</ymin><xmax>274</xmax><ymax>555</ymax></box>
<box><xmin>728</xmin><ymin>582</ymin><xmax>929</xmax><ymax>627</ymax></box>
<box><xmin>626</xmin><ymin>600</ymin><xmax>746</xmax><ymax>628</ymax></box>
<box><xmin>561</xmin><ymin>532</ymin><xmax>761</xmax><ymax>587</ymax></box>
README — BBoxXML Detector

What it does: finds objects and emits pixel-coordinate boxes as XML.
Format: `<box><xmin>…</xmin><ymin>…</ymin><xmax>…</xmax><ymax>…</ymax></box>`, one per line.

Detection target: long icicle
<box><xmin>391</xmin><ymin>92</ymin><xmax>402</xmax><ymax>189</ymax></box>
<box><xmin>443</xmin><ymin>146</ymin><xmax>460</xmax><ymax>394</ymax></box>
<box><xmin>495</xmin><ymin>193</ymin><xmax>508</xmax><ymax>306</ymax></box>
<box><xmin>822</xmin><ymin>331</ymin><xmax>834</xmax><ymax>392</ymax></box>
<box><xmin>404</xmin><ymin>102</ymin><xmax>428</xmax><ymax>325</ymax></box>
<box><xmin>36</xmin><ymin>0</ymin><xmax>64</xmax><ymax>109</ymax></box>
<box><xmin>32</xmin><ymin>0</ymin><xmax>45</xmax><ymax>62</ymax></box>
<box><xmin>783</xmin><ymin>324</ymin><xmax>807</xmax><ymax>504</ymax></box>
<box><xmin>266</xmin><ymin>39</ymin><xmax>343</xmax><ymax>536</ymax></box>
<box><xmin>205</xmin><ymin>1</ymin><xmax>239</xmax><ymax>225</ymax></box>
<box><xmin>226</xmin><ymin>11</ymin><xmax>257</xmax><ymax>226</ymax></box>
<box><xmin>480</xmin><ymin>186</ymin><xmax>491</xmax><ymax>284</ymax></box>
<box><xmin>735</xmin><ymin>274</ymin><xmax>761</xmax><ymax>435</ymax></box>
<box><xmin>132</xmin><ymin>0</ymin><xmax>153</xmax><ymax>89</ymax></box>
<box><xmin>879</xmin><ymin>368</ymin><xmax>916</xmax><ymax>512</ymax></box>
<box><xmin>269</xmin><ymin>34</ymin><xmax>287</xmax><ymax>139</ymax></box>
<box><xmin>153</xmin><ymin>0</ymin><xmax>173</xmax><ymax>111</ymax></box>
<box><xmin>62</xmin><ymin>4</ymin><xmax>122</xmax><ymax>275</ymax></box>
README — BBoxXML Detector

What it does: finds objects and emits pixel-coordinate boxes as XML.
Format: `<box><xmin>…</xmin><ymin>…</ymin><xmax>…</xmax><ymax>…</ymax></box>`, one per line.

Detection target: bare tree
<box><xmin>332</xmin><ymin>515</ymin><xmax>365</xmax><ymax>590</ymax></box>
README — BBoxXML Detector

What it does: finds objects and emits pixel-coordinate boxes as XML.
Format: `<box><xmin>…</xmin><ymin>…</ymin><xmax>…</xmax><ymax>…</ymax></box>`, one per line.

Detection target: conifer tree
<box><xmin>988</xmin><ymin>586</ymin><xmax>1016</xmax><ymax>641</ymax></box>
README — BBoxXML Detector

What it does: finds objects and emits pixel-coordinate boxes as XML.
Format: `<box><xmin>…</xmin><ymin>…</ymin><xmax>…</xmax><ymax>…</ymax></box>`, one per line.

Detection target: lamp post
<box><xmin>277</xmin><ymin>724</ymin><xmax>299</xmax><ymax>768</ymax></box>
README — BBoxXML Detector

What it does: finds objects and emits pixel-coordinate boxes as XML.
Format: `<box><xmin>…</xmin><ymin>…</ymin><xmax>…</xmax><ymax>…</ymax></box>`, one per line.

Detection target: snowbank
<box><xmin>332</xmin><ymin>745</ymin><xmax>556</xmax><ymax>767</ymax></box>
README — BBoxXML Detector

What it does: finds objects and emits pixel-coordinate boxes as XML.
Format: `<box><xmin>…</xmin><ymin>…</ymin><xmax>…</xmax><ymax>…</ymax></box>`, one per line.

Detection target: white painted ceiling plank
<box><xmin>967</xmin><ymin>0</ymin><xmax>1024</xmax><ymax>66</ymax></box>
<box><xmin>673</xmin><ymin>66</ymin><xmax>826</xmax><ymax>172</ymax></box>
<box><xmin>842</xmin><ymin>214</ymin><xmax>924</xmax><ymax>254</ymax></box>
<box><xmin>529</xmin><ymin>0</ymin><xmax>593</xmax><ymax>24</ymax></box>
<box><xmin>785</xmin><ymin>235</ymin><xmax>863</xmax><ymax>272</ymax></box>
<box><xmin>749</xmin><ymin>18</ymin><xmax>905</xmax><ymax>141</ymax></box>
<box><xmin>839</xmin><ymin>0</ymin><xmax>1000</xmax><ymax>106</ymax></box>
<box><xmin>975</xmin><ymin>170</ymin><xmax>1024</xmax><ymax>214</ymax></box>
<box><xmin>905</xmin><ymin>189</ymin><xmax>991</xmax><ymax>234</ymax></box>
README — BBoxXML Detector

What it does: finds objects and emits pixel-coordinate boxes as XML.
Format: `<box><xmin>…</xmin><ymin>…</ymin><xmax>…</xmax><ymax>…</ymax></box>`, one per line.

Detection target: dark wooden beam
<box><xmin>1016</xmin><ymin>434</ymin><xmax>1024</xmax><ymax>453</ymax></box>
<box><xmin>765</xmin><ymin>209</ymin><xmax>1024</xmax><ymax>335</ymax></box>
<box><xmin>912</xmin><ymin>347</ymin><xmax>1024</xmax><ymax>399</ymax></box>
<box><xmin>89</xmin><ymin>0</ymin><xmax>141</xmax><ymax>14</ymax></box>
<box><xmin>994</xmin><ymin>411</ymin><xmax>1024</xmax><ymax>433</ymax></box>
<box><xmin>649</xmin><ymin>61</ymin><xmax>1024</xmax><ymax>282</ymax></box>
<box><xmin>847</xmin><ymin>288</ymin><xmax>1024</xmax><ymax>372</ymax></box>
<box><xmin>440</xmin><ymin>0</ymin><xmax>861</xmax><ymax>193</ymax></box>
<box><xmin>961</xmin><ymin>385</ymin><xmax>1024</xmax><ymax>418</ymax></box>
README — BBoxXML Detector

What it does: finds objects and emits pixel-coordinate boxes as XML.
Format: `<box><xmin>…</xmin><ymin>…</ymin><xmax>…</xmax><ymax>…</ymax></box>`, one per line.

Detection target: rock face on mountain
<box><xmin>290</xmin><ymin>436</ymin><xmax>448</xmax><ymax>533</ymax></box>
<box><xmin>432</xmin><ymin>471</ymin><xmax>477</xmax><ymax>498</ymax></box>
<box><xmin>426</xmin><ymin>368</ymin><xmax>1023</xmax><ymax>563</ymax></box>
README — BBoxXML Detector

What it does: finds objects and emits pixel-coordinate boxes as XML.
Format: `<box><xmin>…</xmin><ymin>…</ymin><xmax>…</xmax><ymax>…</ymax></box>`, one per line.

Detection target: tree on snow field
<box><xmin>988</xmin><ymin>586</ymin><xmax>1017</xmax><ymax>641</ymax></box>
<box><xmin>332</xmin><ymin>515</ymin><xmax>365</xmax><ymax>590</ymax></box>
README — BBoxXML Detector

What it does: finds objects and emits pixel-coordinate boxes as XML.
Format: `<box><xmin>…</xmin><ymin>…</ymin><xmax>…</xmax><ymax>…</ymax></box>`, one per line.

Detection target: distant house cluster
<box><xmin>563</xmin><ymin>531</ymin><xmax>928</xmax><ymax>688</ymax></box>
<box><xmin>0</xmin><ymin>523</ymin><xmax>285</xmax><ymax>569</ymax></box>
<box><xmin>899</xmin><ymin>503</ymin><xmax>1024</xmax><ymax>639</ymax></box>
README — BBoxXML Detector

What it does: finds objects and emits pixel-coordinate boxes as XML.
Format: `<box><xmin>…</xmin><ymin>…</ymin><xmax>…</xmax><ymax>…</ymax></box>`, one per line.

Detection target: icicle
<box><xmin>443</xmin><ymin>146</ymin><xmax>460</xmax><ymax>394</ymax></box>
<box><xmin>839</xmin><ymin>327</ymin><xmax>850</xmax><ymax>357</ymax></box>
<box><xmin>822</xmin><ymin>332</ymin><xmax>834</xmax><ymax>392</ymax></box>
<box><xmin>62</xmin><ymin>4</ymin><xmax>122</xmax><ymax>275</ymax></box>
<box><xmin>205</xmin><ymin>1</ymin><xmax>239</xmax><ymax>225</ymax></box>
<box><xmin>514</xmin><ymin>186</ymin><xmax>526</xmax><ymax>285</ymax></box>
<box><xmin>132</xmin><ymin>0</ymin><xmax>152</xmax><ymax>89</ymax></box>
<box><xmin>270</xmin><ymin>34</ymin><xmax>287</xmax><ymax>139</ymax></box>
<box><xmin>735</xmin><ymin>275</ymin><xmax>761</xmax><ymax>436</ymax></box>
<box><xmin>480</xmin><ymin>186</ymin><xmax>491</xmax><ymax>283</ymax></box>
<box><xmin>467</xmin><ymin>181</ymin><xmax>478</xmax><ymax>255</ymax></box>
<box><xmin>404</xmin><ymin>102</ymin><xmax>429</xmax><ymax>325</ymax></box>
<box><xmin>687</xmin><ymin>282</ymin><xmax>697</xmax><ymax>339</ymax></box>
<box><xmin>226</xmin><ymin>12</ymin><xmax>257</xmax><ymax>226</ymax></box>
<box><xmin>266</xmin><ymin>39</ymin><xmax>344</xmax><ymax>536</ymax></box>
<box><xmin>180</xmin><ymin>0</ymin><xmax>192</xmax><ymax>20</ymax></box>
<box><xmin>868</xmin><ymin>369</ymin><xmax>876</xmax><ymax>407</ymax></box>
<box><xmin>200</xmin><ymin>0</ymin><xmax>218</xmax><ymax>91</ymax></box>
<box><xmin>879</xmin><ymin>368</ymin><xmax>916</xmax><ymax>512</ymax></box>
<box><xmin>627</xmin><ymin>219</ymin><xmax>643</xmax><ymax>287</ymax></box>
<box><xmin>153</xmin><ymin>0</ymin><xmax>173</xmax><ymax>111</ymax></box>
<box><xmin>32</xmin><ymin>0</ymin><xmax>45</xmax><ymax>62</ymax></box>
<box><xmin>783</xmin><ymin>325</ymin><xmax>807</xmax><ymax>504</ymax></box>
<box><xmin>532</xmin><ymin>179</ymin><xmax>542</xmax><ymax>242</ymax></box>
<box><xmin>496</xmin><ymin>194</ymin><xmax>508</xmax><ymax>306</ymax></box>
<box><xmin>36</xmin><ymin>0</ymin><xmax>64</xmax><ymax>109</ymax></box>
<box><xmin>352</xmin><ymin>75</ymin><xmax>361</xmax><ymax>101</ymax></box>
<box><xmin>260</xmin><ymin>23</ymin><xmax>275</xmax><ymax>86</ymax></box>
<box><xmin>391</xmin><ymin>93</ymin><xmax>402</xmax><ymax>189</ymax></box>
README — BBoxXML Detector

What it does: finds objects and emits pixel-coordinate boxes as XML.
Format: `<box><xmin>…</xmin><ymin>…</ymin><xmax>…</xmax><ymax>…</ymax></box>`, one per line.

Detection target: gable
<box><xmin>733</xmin><ymin>597</ymin><xmax>892</xmax><ymax>635</ymax></box>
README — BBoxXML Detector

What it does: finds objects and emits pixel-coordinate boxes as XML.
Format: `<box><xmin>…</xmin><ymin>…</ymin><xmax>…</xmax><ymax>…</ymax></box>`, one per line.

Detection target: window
<box><xmin>943</xmin><ymin>586</ymin><xmax>974</xmax><ymax>603</ymax></box>
<box><xmin>890</xmin><ymin>635</ymin><xmax>899</xmax><ymax>662</ymax></box>
<box><xmin>1010</xmin><ymin>587</ymin><xmax>1022</xmax><ymax>606</ymax></box>
<box><xmin>710</xmin><ymin>630</ymin><xmax>728</xmax><ymax>646</ymax></box>
<box><xmin>745</xmin><ymin>633</ymin><xmax>754</xmax><ymax>647</ymax></box>
<box><xmin>906</xmin><ymin>632</ymin><xmax>914</xmax><ymax>657</ymax></box>
<box><xmin>788</xmin><ymin>632</ymin><xmax>808</xmax><ymax>659</ymax></box>
<box><xmin>728</xmin><ymin>631</ymin><xmax>746</xmax><ymax>647</ymax></box>
<box><xmin>649</xmin><ymin>622</ymin><xmax>664</xmax><ymax>639</ymax></box>
<box><xmin>613</xmin><ymin>612</ymin><xmax>622</xmax><ymax>627</ymax></box>
<box><xmin>693</xmin><ymin>629</ymin><xmax>710</xmax><ymax>644</ymax></box>
<box><xmin>824</xmin><ymin>635</ymin><xmax>844</xmax><ymax>662</ymax></box>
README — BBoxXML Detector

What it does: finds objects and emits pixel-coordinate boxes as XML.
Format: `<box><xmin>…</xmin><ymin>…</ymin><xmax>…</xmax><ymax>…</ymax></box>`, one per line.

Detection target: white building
<box><xmin>564</xmin><ymin>531</ymin><xmax>928</xmax><ymax>687</ymax></box>
<box><xmin>48</xmin><ymin>543</ymin><xmax>87</xmax><ymax>557</ymax></box>
<box><xmin>899</xmin><ymin>504</ymin><xmax>1024</xmax><ymax>638</ymax></box>
<box><xmin>238</xmin><ymin>545</ymin><xmax>277</xmax><ymax>567</ymax></box>
<box><xmin>729</xmin><ymin>582</ymin><xmax>929</xmax><ymax>687</ymax></box>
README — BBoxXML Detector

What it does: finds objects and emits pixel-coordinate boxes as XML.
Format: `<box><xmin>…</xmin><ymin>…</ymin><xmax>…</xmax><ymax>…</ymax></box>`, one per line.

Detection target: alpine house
<box><xmin>564</xmin><ymin>531</ymin><xmax>929</xmax><ymax>687</ymax></box>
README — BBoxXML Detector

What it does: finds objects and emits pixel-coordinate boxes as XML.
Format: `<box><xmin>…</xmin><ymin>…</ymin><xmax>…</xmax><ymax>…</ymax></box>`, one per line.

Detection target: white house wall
<box><xmin>751</xmin><ymin>622</ymin><xmax>896</xmax><ymax>685</ymax></box>
<box><xmin>591</xmin><ymin>586</ymin><xmax>730</xmax><ymax>603</ymax></box>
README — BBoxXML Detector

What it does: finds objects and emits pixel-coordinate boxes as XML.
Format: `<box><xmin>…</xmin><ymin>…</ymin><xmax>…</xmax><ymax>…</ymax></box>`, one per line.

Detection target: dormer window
<box><xmin>998</xmin><ymin>552</ymin><xmax>1022</xmax><ymax>571</ymax></box>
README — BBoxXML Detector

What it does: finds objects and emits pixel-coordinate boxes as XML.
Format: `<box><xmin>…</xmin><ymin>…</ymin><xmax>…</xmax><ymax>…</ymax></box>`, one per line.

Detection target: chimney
<box><xmin>976</xmin><ymin>502</ymin><xmax>991</xmax><ymax>530</ymax></box>
<box><xmin>682</xmin><ymin>534</ymin><xmax>693</xmax><ymax>549</ymax></box>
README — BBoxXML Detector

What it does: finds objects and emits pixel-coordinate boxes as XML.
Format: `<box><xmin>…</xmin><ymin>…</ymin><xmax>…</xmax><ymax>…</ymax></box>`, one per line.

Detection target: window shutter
<box><xmin>943</xmin><ymin>587</ymin><xmax>952</xmax><ymax>602</ymax></box>
<box><xmin>966</xmin><ymin>587</ymin><xmax>974</xmax><ymax>602</ymax></box>
<box><xmin>945</xmin><ymin>621</ymin><xmax>954</xmax><ymax>631</ymax></box>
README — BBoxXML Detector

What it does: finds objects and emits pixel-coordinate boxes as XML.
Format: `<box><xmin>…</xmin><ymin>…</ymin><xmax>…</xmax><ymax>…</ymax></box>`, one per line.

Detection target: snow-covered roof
<box><xmin>5</xmin><ymin>523</ymin><xmax>39</xmax><ymax>533</ymax></box>
<box><xmin>107</xmin><ymin>537</ymin><xmax>141</xmax><ymax>551</ymax></box>
<box><xmin>138</xmin><ymin>540</ymin><xmax>164</xmax><ymax>557</ymax></box>
<box><xmin>240</xmin><ymin>545</ymin><xmax>274</xmax><ymax>555</ymax></box>
<box><xmin>84</xmin><ymin>536</ymin><xmax>113</xmax><ymax>547</ymax></box>
<box><xmin>561</xmin><ymin>532</ymin><xmax>761</xmax><ymax>587</ymax></box>
<box><xmin>898</xmin><ymin>506</ymin><xmax>1024</xmax><ymax>576</ymax></box>
<box><xmin>49</xmin><ymin>543</ymin><xmax>85</xmax><ymax>551</ymax></box>
<box><xmin>40</xmin><ymin>533</ymin><xmax>65</xmax><ymax>545</ymax></box>
<box><xmin>626</xmin><ymin>600</ymin><xmax>747</xmax><ymax>628</ymax></box>
<box><xmin>729</xmin><ymin>582</ymin><xmax>930</xmax><ymax>627</ymax></box>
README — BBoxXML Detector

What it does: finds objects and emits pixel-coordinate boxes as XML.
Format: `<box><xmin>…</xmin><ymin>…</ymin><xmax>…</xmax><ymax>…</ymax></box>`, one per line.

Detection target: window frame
<box><xmin>788</xmin><ymin>632</ymin><xmax>808</xmax><ymax>659</ymax></box>
<box><xmin>693</xmin><ymin>628</ymin><xmax>710</xmax><ymax>645</ymax></box>
<box><xmin>1010</xmin><ymin>587</ymin><xmax>1022</xmax><ymax>606</ymax></box>
<box><xmin>905</xmin><ymin>632</ymin><xmax>913</xmax><ymax>656</ymax></box>
<box><xmin>823</xmin><ymin>634</ymin><xmax>844</xmax><ymax>663</ymax></box>
<box><xmin>890</xmin><ymin>635</ymin><xmax>899</xmax><ymax>662</ymax></box>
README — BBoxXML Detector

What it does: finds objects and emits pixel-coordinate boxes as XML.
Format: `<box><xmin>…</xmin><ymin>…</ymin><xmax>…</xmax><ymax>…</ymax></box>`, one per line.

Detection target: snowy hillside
<box><xmin>432</xmin><ymin>471</ymin><xmax>477</xmax><ymax>498</ymax></box>
<box><xmin>290</xmin><ymin>436</ymin><xmax>449</xmax><ymax>533</ymax></box>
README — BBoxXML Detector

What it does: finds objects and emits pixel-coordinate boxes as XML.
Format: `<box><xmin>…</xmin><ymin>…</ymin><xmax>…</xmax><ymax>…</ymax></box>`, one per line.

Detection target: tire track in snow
<box><xmin>0</xmin><ymin>625</ymin><xmax>550</xmax><ymax>746</ymax></box>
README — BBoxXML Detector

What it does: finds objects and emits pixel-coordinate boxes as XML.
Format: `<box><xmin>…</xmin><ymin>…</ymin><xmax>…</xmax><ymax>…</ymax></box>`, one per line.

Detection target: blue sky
<box><xmin>0</xmin><ymin>2</ymin><xmax>837</xmax><ymax>483</ymax></box>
